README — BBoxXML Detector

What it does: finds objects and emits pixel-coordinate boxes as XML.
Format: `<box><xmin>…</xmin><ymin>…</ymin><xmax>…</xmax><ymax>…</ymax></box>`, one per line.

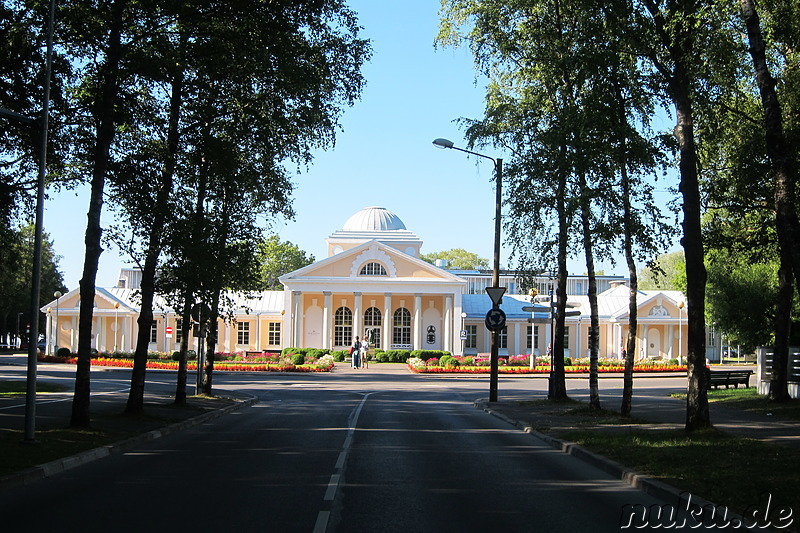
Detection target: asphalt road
<box><xmin>1</xmin><ymin>363</ymin><xmax>711</xmax><ymax>532</ymax></box>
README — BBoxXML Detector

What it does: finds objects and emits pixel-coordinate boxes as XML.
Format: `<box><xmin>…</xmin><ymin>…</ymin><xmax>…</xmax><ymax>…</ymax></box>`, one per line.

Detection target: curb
<box><xmin>0</xmin><ymin>396</ymin><xmax>258</xmax><ymax>491</ymax></box>
<box><xmin>474</xmin><ymin>400</ymin><xmax>715</xmax><ymax>506</ymax></box>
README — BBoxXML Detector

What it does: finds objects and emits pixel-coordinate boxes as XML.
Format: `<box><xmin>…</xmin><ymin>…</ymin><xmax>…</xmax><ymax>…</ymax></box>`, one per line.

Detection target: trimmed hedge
<box><xmin>374</xmin><ymin>349</ymin><xmax>412</xmax><ymax>363</ymax></box>
<box><xmin>410</xmin><ymin>350</ymin><xmax>451</xmax><ymax>361</ymax></box>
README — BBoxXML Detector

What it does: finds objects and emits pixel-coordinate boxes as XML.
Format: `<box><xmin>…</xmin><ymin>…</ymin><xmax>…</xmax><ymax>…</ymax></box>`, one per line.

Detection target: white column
<box><xmin>383</xmin><ymin>293</ymin><xmax>392</xmax><ymax>351</ymax></box>
<box><xmin>293</xmin><ymin>291</ymin><xmax>302</xmax><ymax>347</ymax></box>
<box><xmin>256</xmin><ymin>314</ymin><xmax>262</xmax><ymax>351</ymax></box>
<box><xmin>354</xmin><ymin>292</ymin><xmax>362</xmax><ymax>340</ymax></box>
<box><xmin>667</xmin><ymin>324</ymin><xmax>674</xmax><ymax>359</ymax></box>
<box><xmin>444</xmin><ymin>294</ymin><xmax>453</xmax><ymax>354</ymax></box>
<box><xmin>323</xmin><ymin>291</ymin><xmax>332</xmax><ymax>350</ymax></box>
<box><xmin>641</xmin><ymin>324</ymin><xmax>649</xmax><ymax>358</ymax></box>
<box><xmin>414</xmin><ymin>294</ymin><xmax>423</xmax><ymax>350</ymax></box>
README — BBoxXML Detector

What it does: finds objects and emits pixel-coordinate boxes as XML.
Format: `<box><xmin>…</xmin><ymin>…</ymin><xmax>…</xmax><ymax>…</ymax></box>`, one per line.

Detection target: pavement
<box><xmin>1</xmin><ymin>354</ymin><xmax>797</xmax><ymax>505</ymax></box>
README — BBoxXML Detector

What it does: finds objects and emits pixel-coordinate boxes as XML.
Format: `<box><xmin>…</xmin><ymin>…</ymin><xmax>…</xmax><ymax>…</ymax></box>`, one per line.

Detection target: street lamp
<box><xmin>433</xmin><ymin>138</ymin><xmax>503</xmax><ymax>402</ymax></box>
<box><xmin>53</xmin><ymin>291</ymin><xmax>62</xmax><ymax>354</ymax></box>
<box><xmin>114</xmin><ymin>302</ymin><xmax>120</xmax><ymax>352</ymax></box>
<box><xmin>678</xmin><ymin>301</ymin><xmax>685</xmax><ymax>366</ymax></box>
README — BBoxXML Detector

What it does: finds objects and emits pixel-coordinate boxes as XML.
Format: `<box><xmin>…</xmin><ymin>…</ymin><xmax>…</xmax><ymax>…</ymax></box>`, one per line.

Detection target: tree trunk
<box><xmin>770</xmin><ymin>249</ymin><xmax>792</xmax><ymax>401</ymax></box>
<box><xmin>740</xmin><ymin>0</ymin><xmax>800</xmax><ymax>306</ymax></box>
<box><xmin>614</xmin><ymin>77</ymin><xmax>639</xmax><ymax>418</ymax></box>
<box><xmin>125</xmin><ymin>71</ymin><xmax>183</xmax><ymax>415</ymax></box>
<box><xmin>549</xmin><ymin>165</ymin><xmax>569</xmax><ymax>401</ymax></box>
<box><xmin>174</xmin><ymin>291</ymin><xmax>192</xmax><ymax>405</ymax></box>
<box><xmin>644</xmin><ymin>0</ymin><xmax>710</xmax><ymax>430</ymax></box>
<box><xmin>70</xmin><ymin>0</ymin><xmax>127</xmax><ymax>428</ymax></box>
<box><xmin>578</xmin><ymin>175</ymin><xmax>600</xmax><ymax>409</ymax></box>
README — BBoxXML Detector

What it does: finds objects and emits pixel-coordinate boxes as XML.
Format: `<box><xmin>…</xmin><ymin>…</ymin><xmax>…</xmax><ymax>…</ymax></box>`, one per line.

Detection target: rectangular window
<box><xmin>564</xmin><ymin>327</ymin><xmax>570</xmax><ymax>350</ymax></box>
<box><xmin>237</xmin><ymin>322</ymin><xmax>250</xmax><ymax>345</ymax></box>
<box><xmin>534</xmin><ymin>326</ymin><xmax>539</xmax><ymax>352</ymax></box>
<box><xmin>466</xmin><ymin>325</ymin><xmax>477</xmax><ymax>349</ymax></box>
<box><xmin>499</xmin><ymin>326</ymin><xmax>508</xmax><ymax>349</ymax></box>
<box><xmin>268</xmin><ymin>322</ymin><xmax>281</xmax><ymax>345</ymax></box>
<box><xmin>149</xmin><ymin>321</ymin><xmax>158</xmax><ymax>344</ymax></box>
<box><xmin>176</xmin><ymin>319</ymin><xmax>183</xmax><ymax>343</ymax></box>
<box><xmin>526</xmin><ymin>325</ymin><xmax>533</xmax><ymax>350</ymax></box>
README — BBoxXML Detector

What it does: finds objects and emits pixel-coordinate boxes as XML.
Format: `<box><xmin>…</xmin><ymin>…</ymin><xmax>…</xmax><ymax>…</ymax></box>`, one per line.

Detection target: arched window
<box><xmin>393</xmin><ymin>307</ymin><xmax>411</xmax><ymax>346</ymax></box>
<box><xmin>334</xmin><ymin>307</ymin><xmax>353</xmax><ymax>347</ymax></box>
<box><xmin>360</xmin><ymin>262</ymin><xmax>387</xmax><ymax>276</ymax></box>
<box><xmin>364</xmin><ymin>307</ymin><xmax>382</xmax><ymax>347</ymax></box>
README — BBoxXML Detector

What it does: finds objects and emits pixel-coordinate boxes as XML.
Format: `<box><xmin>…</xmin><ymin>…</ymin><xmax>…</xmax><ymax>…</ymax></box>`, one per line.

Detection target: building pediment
<box><xmin>280</xmin><ymin>240</ymin><xmax>466</xmax><ymax>286</ymax></box>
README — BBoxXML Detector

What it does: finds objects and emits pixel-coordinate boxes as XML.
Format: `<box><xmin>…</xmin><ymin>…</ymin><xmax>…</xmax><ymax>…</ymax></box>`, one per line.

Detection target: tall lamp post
<box><xmin>53</xmin><ymin>291</ymin><xmax>62</xmax><ymax>354</ymax></box>
<box><xmin>0</xmin><ymin>0</ymin><xmax>57</xmax><ymax>443</ymax></box>
<box><xmin>433</xmin><ymin>138</ymin><xmax>503</xmax><ymax>402</ymax></box>
<box><xmin>678</xmin><ymin>301</ymin><xmax>685</xmax><ymax>366</ymax></box>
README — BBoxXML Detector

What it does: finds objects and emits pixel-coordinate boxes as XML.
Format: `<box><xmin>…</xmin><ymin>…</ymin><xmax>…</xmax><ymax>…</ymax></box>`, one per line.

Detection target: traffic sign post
<box><xmin>485</xmin><ymin>308</ymin><xmax>506</xmax><ymax>331</ymax></box>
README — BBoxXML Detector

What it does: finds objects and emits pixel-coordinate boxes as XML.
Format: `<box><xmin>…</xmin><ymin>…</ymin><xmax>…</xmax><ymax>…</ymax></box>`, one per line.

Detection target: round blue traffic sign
<box><xmin>485</xmin><ymin>308</ymin><xmax>506</xmax><ymax>331</ymax></box>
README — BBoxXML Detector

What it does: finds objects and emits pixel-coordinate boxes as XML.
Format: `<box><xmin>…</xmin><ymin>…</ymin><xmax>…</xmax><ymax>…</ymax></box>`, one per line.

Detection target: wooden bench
<box><xmin>707</xmin><ymin>369</ymin><xmax>753</xmax><ymax>389</ymax></box>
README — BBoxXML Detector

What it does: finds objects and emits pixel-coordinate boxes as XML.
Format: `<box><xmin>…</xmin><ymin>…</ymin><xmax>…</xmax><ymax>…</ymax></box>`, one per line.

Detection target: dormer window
<box><xmin>360</xmin><ymin>262</ymin><xmax>387</xmax><ymax>276</ymax></box>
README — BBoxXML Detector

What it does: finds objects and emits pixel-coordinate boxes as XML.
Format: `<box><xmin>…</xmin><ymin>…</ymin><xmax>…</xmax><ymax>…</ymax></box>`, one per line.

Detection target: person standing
<box><xmin>360</xmin><ymin>335</ymin><xmax>369</xmax><ymax>369</ymax></box>
<box><xmin>352</xmin><ymin>336</ymin><xmax>361</xmax><ymax>369</ymax></box>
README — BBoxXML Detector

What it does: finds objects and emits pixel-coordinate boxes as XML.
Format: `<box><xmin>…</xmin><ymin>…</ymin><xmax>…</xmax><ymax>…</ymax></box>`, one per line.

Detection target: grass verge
<box><xmin>539</xmin><ymin>390</ymin><xmax>799</xmax><ymax>532</ymax></box>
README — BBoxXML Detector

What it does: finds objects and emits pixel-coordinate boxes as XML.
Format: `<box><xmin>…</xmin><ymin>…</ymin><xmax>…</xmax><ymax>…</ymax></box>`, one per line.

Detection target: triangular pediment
<box><xmin>280</xmin><ymin>240</ymin><xmax>466</xmax><ymax>284</ymax></box>
<box><xmin>40</xmin><ymin>286</ymin><xmax>140</xmax><ymax>314</ymax></box>
<box><xmin>610</xmin><ymin>290</ymin><xmax>686</xmax><ymax>321</ymax></box>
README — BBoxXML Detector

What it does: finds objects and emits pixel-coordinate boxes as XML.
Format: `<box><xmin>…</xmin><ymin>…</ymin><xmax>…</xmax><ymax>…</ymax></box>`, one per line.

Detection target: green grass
<box><xmin>670</xmin><ymin>387</ymin><xmax>800</xmax><ymax>421</ymax></box>
<box><xmin>565</xmin><ymin>427</ymin><xmax>799</xmax><ymax>530</ymax></box>
<box><xmin>548</xmin><ymin>389</ymin><xmax>800</xmax><ymax>532</ymax></box>
<box><xmin>0</xmin><ymin>427</ymin><xmax>130</xmax><ymax>477</ymax></box>
<box><xmin>0</xmin><ymin>380</ymin><xmax>69</xmax><ymax>396</ymax></box>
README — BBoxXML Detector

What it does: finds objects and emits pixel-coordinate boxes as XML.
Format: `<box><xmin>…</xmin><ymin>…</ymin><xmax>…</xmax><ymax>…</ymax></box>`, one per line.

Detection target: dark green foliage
<box><xmin>375</xmin><ymin>350</ymin><xmax>412</xmax><ymax>363</ymax></box>
<box><xmin>410</xmin><ymin>350</ymin><xmax>451</xmax><ymax>361</ymax></box>
<box><xmin>331</xmin><ymin>350</ymin><xmax>348</xmax><ymax>362</ymax></box>
<box><xmin>56</xmin><ymin>347</ymin><xmax>71</xmax><ymax>358</ymax></box>
<box><xmin>291</xmin><ymin>353</ymin><xmax>305</xmax><ymax>366</ymax></box>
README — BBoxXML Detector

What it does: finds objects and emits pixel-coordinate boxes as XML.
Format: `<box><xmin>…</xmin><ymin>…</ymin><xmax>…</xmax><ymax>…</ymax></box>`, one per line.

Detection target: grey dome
<box><xmin>341</xmin><ymin>207</ymin><xmax>406</xmax><ymax>232</ymax></box>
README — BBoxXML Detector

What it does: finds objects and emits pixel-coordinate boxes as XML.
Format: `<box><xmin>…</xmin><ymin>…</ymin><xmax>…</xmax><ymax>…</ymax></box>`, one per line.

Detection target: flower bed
<box><xmin>407</xmin><ymin>356</ymin><xmax>686</xmax><ymax>374</ymax></box>
<box><xmin>37</xmin><ymin>355</ymin><xmax>335</xmax><ymax>372</ymax></box>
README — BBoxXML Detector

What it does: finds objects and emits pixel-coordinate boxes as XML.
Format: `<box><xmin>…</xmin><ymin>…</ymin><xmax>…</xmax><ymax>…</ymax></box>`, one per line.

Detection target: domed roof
<box><xmin>341</xmin><ymin>206</ymin><xmax>406</xmax><ymax>232</ymax></box>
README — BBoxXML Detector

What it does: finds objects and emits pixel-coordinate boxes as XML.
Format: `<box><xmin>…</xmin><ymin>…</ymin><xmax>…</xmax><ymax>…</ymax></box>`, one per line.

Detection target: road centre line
<box><xmin>316</xmin><ymin>391</ymin><xmax>375</xmax><ymax>532</ymax></box>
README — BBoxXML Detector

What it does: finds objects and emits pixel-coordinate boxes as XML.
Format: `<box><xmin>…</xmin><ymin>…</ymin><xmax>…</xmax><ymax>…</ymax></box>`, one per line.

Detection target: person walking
<box><xmin>352</xmin><ymin>336</ymin><xmax>361</xmax><ymax>369</ymax></box>
<box><xmin>360</xmin><ymin>335</ymin><xmax>369</xmax><ymax>369</ymax></box>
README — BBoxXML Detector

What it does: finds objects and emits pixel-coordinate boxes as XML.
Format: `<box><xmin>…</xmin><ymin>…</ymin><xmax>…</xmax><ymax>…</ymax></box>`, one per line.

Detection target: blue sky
<box><xmin>44</xmin><ymin>0</ymin><xmax>671</xmax><ymax>291</ymax></box>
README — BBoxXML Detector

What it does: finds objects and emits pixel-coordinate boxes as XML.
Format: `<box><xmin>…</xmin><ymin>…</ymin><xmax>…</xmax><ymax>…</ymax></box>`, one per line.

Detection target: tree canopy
<box><xmin>420</xmin><ymin>248</ymin><xmax>489</xmax><ymax>270</ymax></box>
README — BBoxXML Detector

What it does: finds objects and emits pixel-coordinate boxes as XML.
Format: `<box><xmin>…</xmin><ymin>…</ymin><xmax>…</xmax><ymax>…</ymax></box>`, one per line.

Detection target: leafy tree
<box><xmin>737</xmin><ymin>0</ymin><xmax>800</xmax><ymax>402</ymax></box>
<box><xmin>638</xmin><ymin>251</ymin><xmax>687</xmax><ymax>292</ymax></box>
<box><xmin>420</xmin><ymin>248</ymin><xmax>488</xmax><ymax>270</ymax></box>
<box><xmin>0</xmin><ymin>224</ymin><xmax>66</xmax><ymax>346</ymax></box>
<box><xmin>257</xmin><ymin>236</ymin><xmax>315</xmax><ymax>290</ymax></box>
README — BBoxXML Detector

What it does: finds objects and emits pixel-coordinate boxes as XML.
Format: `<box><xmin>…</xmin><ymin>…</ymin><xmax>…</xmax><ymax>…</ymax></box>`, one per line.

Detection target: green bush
<box><xmin>281</xmin><ymin>347</ymin><xmax>304</xmax><ymax>356</ymax></box>
<box><xmin>171</xmin><ymin>351</ymin><xmax>181</xmax><ymax>361</ymax></box>
<box><xmin>331</xmin><ymin>350</ymin><xmax>348</xmax><ymax>362</ymax></box>
<box><xmin>376</xmin><ymin>349</ymin><xmax>411</xmax><ymax>363</ymax></box>
<box><xmin>291</xmin><ymin>353</ymin><xmax>305</xmax><ymax>365</ymax></box>
<box><xmin>56</xmin><ymin>347</ymin><xmax>71</xmax><ymax>358</ymax></box>
<box><xmin>439</xmin><ymin>355</ymin><xmax>459</xmax><ymax>368</ymax></box>
<box><xmin>306</xmin><ymin>349</ymin><xmax>329</xmax><ymax>360</ymax></box>
<box><xmin>564</xmin><ymin>357</ymin><xmax>572</xmax><ymax>366</ymax></box>
<box><xmin>410</xmin><ymin>350</ymin><xmax>451</xmax><ymax>361</ymax></box>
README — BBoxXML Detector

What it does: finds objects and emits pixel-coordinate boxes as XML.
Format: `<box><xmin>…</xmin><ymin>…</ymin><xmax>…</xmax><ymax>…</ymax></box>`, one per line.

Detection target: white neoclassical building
<box><xmin>42</xmin><ymin>206</ymin><xmax>692</xmax><ymax>361</ymax></box>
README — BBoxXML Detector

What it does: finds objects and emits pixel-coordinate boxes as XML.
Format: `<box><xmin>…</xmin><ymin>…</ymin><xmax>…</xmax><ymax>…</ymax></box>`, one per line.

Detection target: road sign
<box><xmin>485</xmin><ymin>287</ymin><xmax>506</xmax><ymax>306</ymax></box>
<box><xmin>485</xmin><ymin>308</ymin><xmax>506</xmax><ymax>331</ymax></box>
<box><xmin>560</xmin><ymin>310</ymin><xmax>582</xmax><ymax>317</ymax></box>
<box><xmin>459</xmin><ymin>329</ymin><xmax>467</xmax><ymax>341</ymax></box>
<box><xmin>166</xmin><ymin>326</ymin><xmax>173</xmax><ymax>337</ymax></box>
<box><xmin>191</xmin><ymin>303</ymin><xmax>212</xmax><ymax>323</ymax></box>
<box><xmin>522</xmin><ymin>306</ymin><xmax>550</xmax><ymax>313</ymax></box>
